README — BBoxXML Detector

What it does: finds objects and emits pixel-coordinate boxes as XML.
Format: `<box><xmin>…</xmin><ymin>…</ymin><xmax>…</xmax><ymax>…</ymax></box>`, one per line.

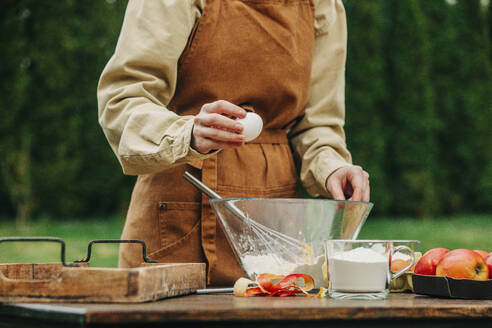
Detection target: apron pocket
<box><xmin>149</xmin><ymin>201</ymin><xmax>205</xmax><ymax>263</ymax></box>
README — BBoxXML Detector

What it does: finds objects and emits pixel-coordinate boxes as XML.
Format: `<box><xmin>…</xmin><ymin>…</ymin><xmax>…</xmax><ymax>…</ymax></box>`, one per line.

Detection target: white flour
<box><xmin>241</xmin><ymin>254</ymin><xmax>326</xmax><ymax>288</ymax></box>
<box><xmin>328</xmin><ymin>247</ymin><xmax>388</xmax><ymax>292</ymax></box>
<box><xmin>392</xmin><ymin>251</ymin><xmax>411</xmax><ymax>261</ymax></box>
<box><xmin>241</xmin><ymin>254</ymin><xmax>297</xmax><ymax>276</ymax></box>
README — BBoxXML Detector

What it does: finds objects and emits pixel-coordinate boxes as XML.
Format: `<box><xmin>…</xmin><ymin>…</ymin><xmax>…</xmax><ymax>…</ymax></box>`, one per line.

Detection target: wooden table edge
<box><xmin>0</xmin><ymin>303</ymin><xmax>86</xmax><ymax>325</ymax></box>
<box><xmin>1</xmin><ymin>294</ymin><xmax>491</xmax><ymax>325</ymax></box>
<box><xmin>84</xmin><ymin>306</ymin><xmax>492</xmax><ymax>324</ymax></box>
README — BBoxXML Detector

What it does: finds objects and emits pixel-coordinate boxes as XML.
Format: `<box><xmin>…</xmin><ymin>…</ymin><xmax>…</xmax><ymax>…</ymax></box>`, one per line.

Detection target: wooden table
<box><xmin>1</xmin><ymin>293</ymin><xmax>491</xmax><ymax>328</ymax></box>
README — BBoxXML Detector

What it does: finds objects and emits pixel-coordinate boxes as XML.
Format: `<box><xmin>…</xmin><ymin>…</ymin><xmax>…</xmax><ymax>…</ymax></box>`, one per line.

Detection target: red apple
<box><xmin>485</xmin><ymin>253</ymin><xmax>492</xmax><ymax>279</ymax></box>
<box><xmin>414</xmin><ymin>248</ymin><xmax>450</xmax><ymax>275</ymax></box>
<box><xmin>436</xmin><ymin>249</ymin><xmax>489</xmax><ymax>280</ymax></box>
<box><xmin>473</xmin><ymin>249</ymin><xmax>489</xmax><ymax>260</ymax></box>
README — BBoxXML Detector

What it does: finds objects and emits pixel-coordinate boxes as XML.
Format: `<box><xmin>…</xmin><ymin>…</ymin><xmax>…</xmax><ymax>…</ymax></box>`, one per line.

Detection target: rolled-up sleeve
<box><xmin>289</xmin><ymin>0</ymin><xmax>352</xmax><ymax>198</ymax></box>
<box><xmin>97</xmin><ymin>0</ymin><xmax>211</xmax><ymax>175</ymax></box>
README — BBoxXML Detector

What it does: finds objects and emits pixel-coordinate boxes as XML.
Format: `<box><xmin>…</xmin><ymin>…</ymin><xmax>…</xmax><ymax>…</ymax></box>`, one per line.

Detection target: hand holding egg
<box><xmin>192</xmin><ymin>100</ymin><xmax>262</xmax><ymax>154</ymax></box>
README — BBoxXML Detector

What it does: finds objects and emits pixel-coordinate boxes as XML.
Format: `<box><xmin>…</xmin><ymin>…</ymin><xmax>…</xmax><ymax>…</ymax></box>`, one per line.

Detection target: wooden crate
<box><xmin>0</xmin><ymin>262</ymin><xmax>206</xmax><ymax>303</ymax></box>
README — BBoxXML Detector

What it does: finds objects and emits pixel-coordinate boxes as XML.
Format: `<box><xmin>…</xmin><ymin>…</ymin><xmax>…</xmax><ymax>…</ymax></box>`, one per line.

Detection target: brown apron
<box><xmin>119</xmin><ymin>0</ymin><xmax>315</xmax><ymax>286</ymax></box>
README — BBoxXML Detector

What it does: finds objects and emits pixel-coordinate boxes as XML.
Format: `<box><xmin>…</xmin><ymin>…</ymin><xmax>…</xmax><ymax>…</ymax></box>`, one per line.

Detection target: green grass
<box><xmin>0</xmin><ymin>216</ymin><xmax>125</xmax><ymax>267</ymax></box>
<box><xmin>358</xmin><ymin>214</ymin><xmax>492</xmax><ymax>252</ymax></box>
<box><xmin>1</xmin><ymin>214</ymin><xmax>491</xmax><ymax>267</ymax></box>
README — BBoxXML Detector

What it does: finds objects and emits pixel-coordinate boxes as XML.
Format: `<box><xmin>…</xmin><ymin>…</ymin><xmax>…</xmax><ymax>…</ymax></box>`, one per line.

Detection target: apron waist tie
<box><xmin>247</xmin><ymin>128</ymin><xmax>288</xmax><ymax>144</ymax></box>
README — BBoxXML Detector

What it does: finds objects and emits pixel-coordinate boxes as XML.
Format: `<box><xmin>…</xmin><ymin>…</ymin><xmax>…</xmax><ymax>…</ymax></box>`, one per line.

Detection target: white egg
<box><xmin>236</xmin><ymin>112</ymin><xmax>263</xmax><ymax>142</ymax></box>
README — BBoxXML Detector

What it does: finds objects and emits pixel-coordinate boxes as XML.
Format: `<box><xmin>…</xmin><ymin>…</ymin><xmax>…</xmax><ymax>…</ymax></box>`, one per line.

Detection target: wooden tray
<box><xmin>0</xmin><ymin>238</ymin><xmax>206</xmax><ymax>303</ymax></box>
<box><xmin>0</xmin><ymin>262</ymin><xmax>205</xmax><ymax>303</ymax></box>
<box><xmin>412</xmin><ymin>274</ymin><xmax>492</xmax><ymax>300</ymax></box>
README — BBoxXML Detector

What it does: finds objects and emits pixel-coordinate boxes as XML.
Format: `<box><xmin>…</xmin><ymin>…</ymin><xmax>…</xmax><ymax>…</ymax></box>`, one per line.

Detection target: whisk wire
<box><xmin>183</xmin><ymin>171</ymin><xmax>312</xmax><ymax>265</ymax></box>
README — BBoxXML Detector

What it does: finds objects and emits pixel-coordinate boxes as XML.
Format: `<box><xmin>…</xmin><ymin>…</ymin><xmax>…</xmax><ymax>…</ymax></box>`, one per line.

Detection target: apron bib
<box><xmin>119</xmin><ymin>0</ymin><xmax>315</xmax><ymax>286</ymax></box>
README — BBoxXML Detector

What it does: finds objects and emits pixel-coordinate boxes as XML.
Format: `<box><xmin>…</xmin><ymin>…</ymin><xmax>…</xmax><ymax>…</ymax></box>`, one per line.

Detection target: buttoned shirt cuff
<box><xmin>302</xmin><ymin>156</ymin><xmax>350</xmax><ymax>198</ymax></box>
<box><xmin>172</xmin><ymin>118</ymin><xmax>220</xmax><ymax>169</ymax></box>
<box><xmin>119</xmin><ymin>117</ymin><xmax>219</xmax><ymax>174</ymax></box>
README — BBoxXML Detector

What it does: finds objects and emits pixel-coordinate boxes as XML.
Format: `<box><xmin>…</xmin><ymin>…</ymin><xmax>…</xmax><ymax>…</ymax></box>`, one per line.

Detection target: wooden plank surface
<box><xmin>0</xmin><ymin>293</ymin><xmax>490</xmax><ymax>326</ymax></box>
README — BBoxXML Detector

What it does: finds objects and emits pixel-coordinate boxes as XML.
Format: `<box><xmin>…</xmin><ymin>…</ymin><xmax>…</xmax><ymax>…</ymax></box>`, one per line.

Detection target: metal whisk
<box><xmin>183</xmin><ymin>171</ymin><xmax>312</xmax><ymax>266</ymax></box>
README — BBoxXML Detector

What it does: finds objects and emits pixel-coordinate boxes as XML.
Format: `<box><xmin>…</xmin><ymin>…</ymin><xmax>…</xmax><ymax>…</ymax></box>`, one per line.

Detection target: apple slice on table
<box><xmin>436</xmin><ymin>249</ymin><xmax>489</xmax><ymax>281</ymax></box>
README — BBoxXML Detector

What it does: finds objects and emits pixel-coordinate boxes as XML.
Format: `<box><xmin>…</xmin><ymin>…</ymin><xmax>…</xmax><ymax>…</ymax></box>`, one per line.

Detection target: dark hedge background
<box><xmin>1</xmin><ymin>0</ymin><xmax>491</xmax><ymax>225</ymax></box>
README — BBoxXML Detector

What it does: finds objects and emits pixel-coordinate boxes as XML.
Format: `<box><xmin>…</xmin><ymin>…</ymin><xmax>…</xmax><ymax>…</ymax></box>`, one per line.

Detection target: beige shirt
<box><xmin>97</xmin><ymin>0</ymin><xmax>352</xmax><ymax>198</ymax></box>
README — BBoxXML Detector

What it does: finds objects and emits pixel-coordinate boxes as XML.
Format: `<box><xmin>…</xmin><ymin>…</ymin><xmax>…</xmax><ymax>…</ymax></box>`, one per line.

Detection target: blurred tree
<box><xmin>421</xmin><ymin>0</ymin><xmax>460</xmax><ymax>213</ymax></box>
<box><xmin>0</xmin><ymin>0</ymin><xmax>132</xmax><ymax>221</ymax></box>
<box><xmin>451</xmin><ymin>0</ymin><xmax>492</xmax><ymax>211</ymax></box>
<box><xmin>1</xmin><ymin>0</ymin><xmax>491</xmax><ymax>220</ymax></box>
<box><xmin>384</xmin><ymin>0</ymin><xmax>439</xmax><ymax>217</ymax></box>
<box><xmin>0</xmin><ymin>1</ymin><xmax>34</xmax><ymax>228</ymax></box>
<box><xmin>489</xmin><ymin>1</ymin><xmax>492</xmax><ymax>59</ymax></box>
<box><xmin>25</xmin><ymin>0</ymin><xmax>133</xmax><ymax>217</ymax></box>
<box><xmin>343</xmin><ymin>0</ymin><xmax>390</xmax><ymax>215</ymax></box>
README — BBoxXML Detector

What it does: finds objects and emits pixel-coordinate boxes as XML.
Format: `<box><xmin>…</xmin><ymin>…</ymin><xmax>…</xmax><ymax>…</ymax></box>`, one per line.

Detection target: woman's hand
<box><xmin>325</xmin><ymin>165</ymin><xmax>370</xmax><ymax>202</ymax></box>
<box><xmin>191</xmin><ymin>100</ymin><xmax>247</xmax><ymax>154</ymax></box>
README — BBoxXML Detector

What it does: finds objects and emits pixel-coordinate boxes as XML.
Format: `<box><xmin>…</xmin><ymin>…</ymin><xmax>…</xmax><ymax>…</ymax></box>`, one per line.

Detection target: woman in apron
<box><xmin>97</xmin><ymin>0</ymin><xmax>370</xmax><ymax>286</ymax></box>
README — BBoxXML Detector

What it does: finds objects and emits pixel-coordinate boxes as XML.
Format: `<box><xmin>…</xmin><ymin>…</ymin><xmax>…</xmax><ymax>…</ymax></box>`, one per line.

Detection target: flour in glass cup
<box><xmin>328</xmin><ymin>247</ymin><xmax>389</xmax><ymax>292</ymax></box>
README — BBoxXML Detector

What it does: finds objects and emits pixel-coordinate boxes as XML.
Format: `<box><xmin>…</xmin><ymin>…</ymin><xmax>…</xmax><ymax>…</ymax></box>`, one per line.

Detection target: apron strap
<box><xmin>200</xmin><ymin>154</ymin><xmax>218</xmax><ymax>284</ymax></box>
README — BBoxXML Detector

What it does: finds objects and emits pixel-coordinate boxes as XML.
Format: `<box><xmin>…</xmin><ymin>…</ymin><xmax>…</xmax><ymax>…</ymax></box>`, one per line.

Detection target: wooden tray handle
<box><xmin>74</xmin><ymin>240</ymin><xmax>157</xmax><ymax>264</ymax></box>
<box><xmin>0</xmin><ymin>237</ymin><xmax>79</xmax><ymax>267</ymax></box>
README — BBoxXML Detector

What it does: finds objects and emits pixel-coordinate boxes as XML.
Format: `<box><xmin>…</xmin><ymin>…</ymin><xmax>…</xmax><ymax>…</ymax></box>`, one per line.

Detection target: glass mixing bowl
<box><xmin>210</xmin><ymin>198</ymin><xmax>373</xmax><ymax>287</ymax></box>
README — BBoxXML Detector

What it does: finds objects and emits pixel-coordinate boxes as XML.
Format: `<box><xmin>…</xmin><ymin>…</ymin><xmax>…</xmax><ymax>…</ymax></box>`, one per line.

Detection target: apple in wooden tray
<box><xmin>484</xmin><ymin>253</ymin><xmax>492</xmax><ymax>279</ymax></box>
<box><xmin>414</xmin><ymin>247</ymin><xmax>490</xmax><ymax>280</ymax></box>
<box><xmin>435</xmin><ymin>249</ymin><xmax>488</xmax><ymax>281</ymax></box>
<box><xmin>412</xmin><ymin>248</ymin><xmax>491</xmax><ymax>299</ymax></box>
<box><xmin>414</xmin><ymin>248</ymin><xmax>450</xmax><ymax>276</ymax></box>
<box><xmin>473</xmin><ymin>249</ymin><xmax>489</xmax><ymax>260</ymax></box>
